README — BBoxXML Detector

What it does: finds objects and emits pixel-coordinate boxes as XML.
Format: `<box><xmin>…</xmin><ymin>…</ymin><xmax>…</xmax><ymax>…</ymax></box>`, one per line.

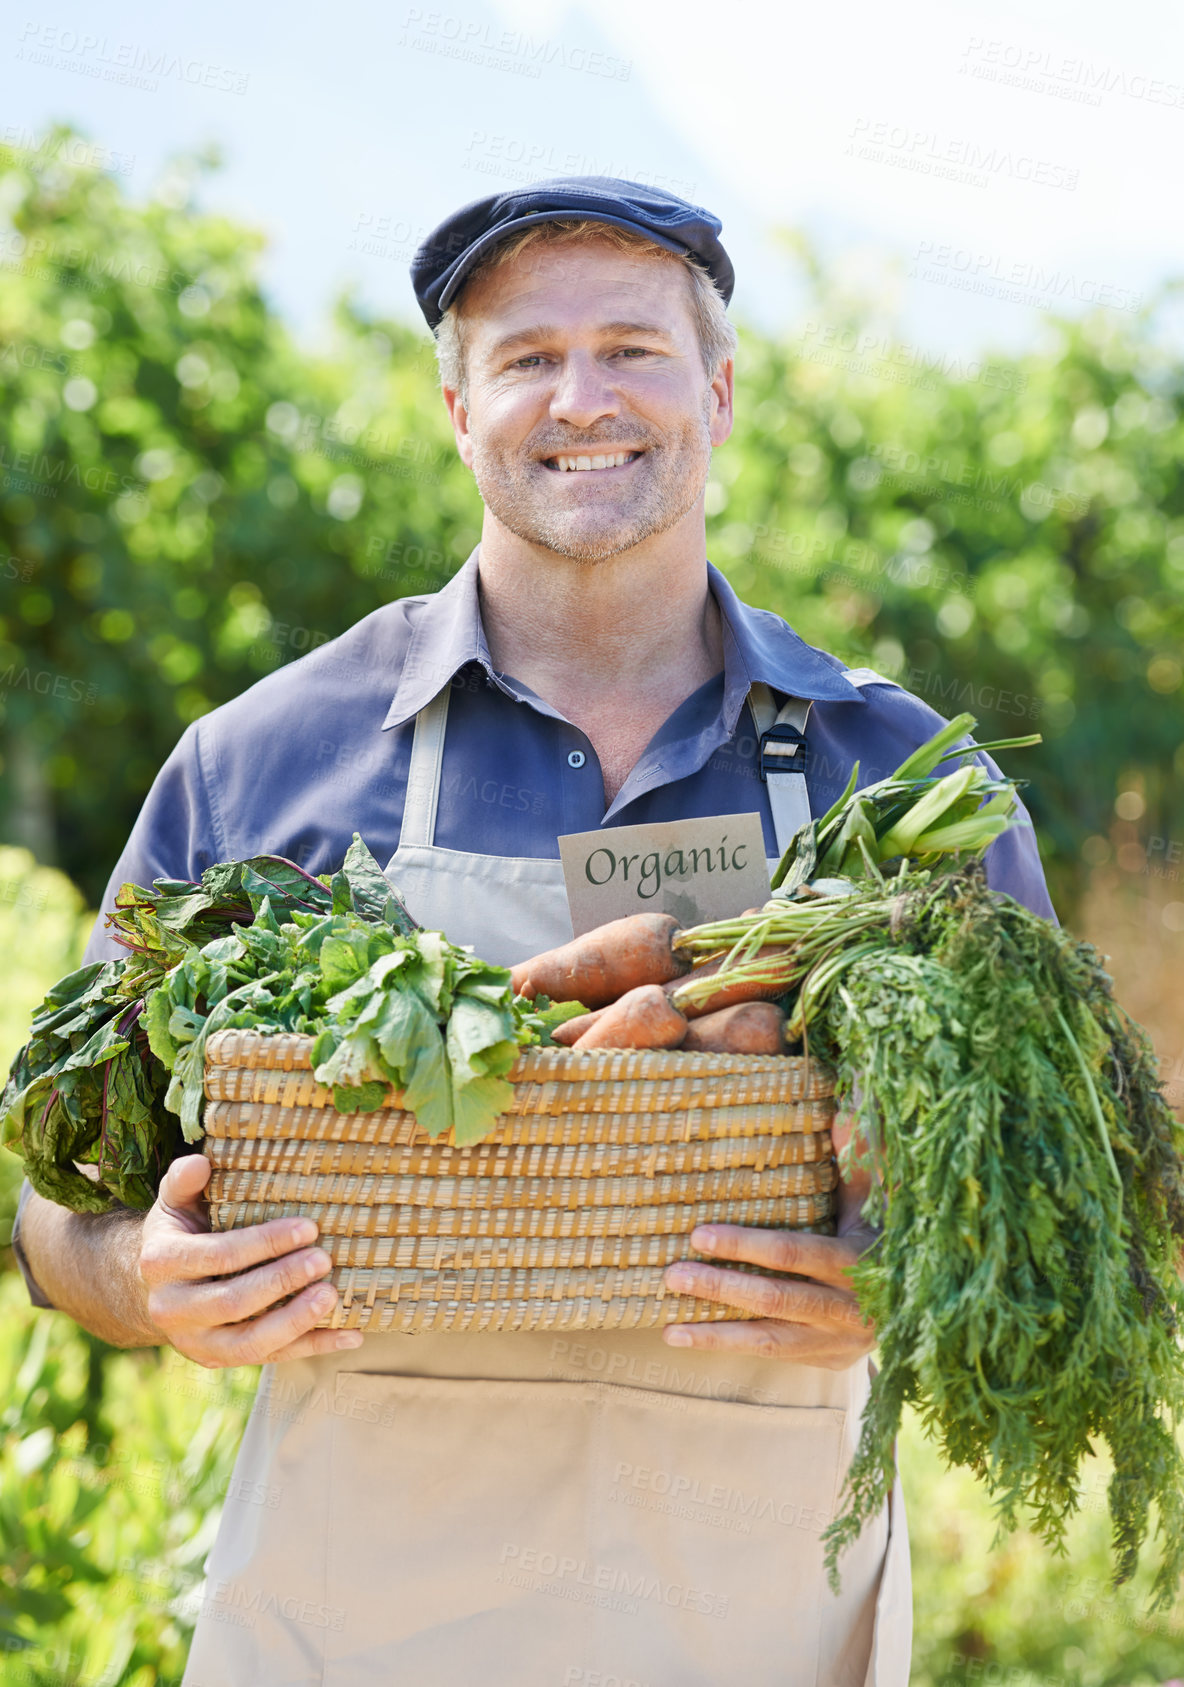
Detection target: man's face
<box><xmin>443</xmin><ymin>239</ymin><xmax>733</xmax><ymax>561</ymax></box>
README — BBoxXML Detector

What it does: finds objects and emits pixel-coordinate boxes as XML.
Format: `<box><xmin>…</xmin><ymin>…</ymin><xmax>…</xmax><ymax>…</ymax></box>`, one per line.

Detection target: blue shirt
<box><xmin>13</xmin><ymin>549</ymin><xmax>1055</xmax><ymax>1304</ymax></box>
<box><xmin>79</xmin><ymin>549</ymin><xmax>1053</xmax><ymax>963</ymax></box>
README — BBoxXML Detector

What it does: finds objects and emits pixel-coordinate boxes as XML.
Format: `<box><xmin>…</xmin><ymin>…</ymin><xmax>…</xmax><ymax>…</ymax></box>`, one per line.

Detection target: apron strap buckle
<box><xmin>758</xmin><ymin>722</ymin><xmax>810</xmax><ymax>782</ymax></box>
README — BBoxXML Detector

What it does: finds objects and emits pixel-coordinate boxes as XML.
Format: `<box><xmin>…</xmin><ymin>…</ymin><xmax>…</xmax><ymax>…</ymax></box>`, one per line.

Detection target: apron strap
<box><xmin>401</xmin><ymin>684</ymin><xmax>451</xmax><ymax>847</ymax></box>
<box><xmin>748</xmin><ymin>682</ymin><xmax>813</xmax><ymax>853</ymax></box>
<box><xmin>748</xmin><ymin>669</ymin><xmax>898</xmax><ymax>857</ymax></box>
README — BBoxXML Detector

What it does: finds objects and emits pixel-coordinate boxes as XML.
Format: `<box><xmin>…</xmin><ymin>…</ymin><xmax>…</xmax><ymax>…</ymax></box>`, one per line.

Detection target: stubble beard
<box><xmin>468</xmin><ymin>391</ymin><xmax>715</xmax><ymax>562</ymax></box>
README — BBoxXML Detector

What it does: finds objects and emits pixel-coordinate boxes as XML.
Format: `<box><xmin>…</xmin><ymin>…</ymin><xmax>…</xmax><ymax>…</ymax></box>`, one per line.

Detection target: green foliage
<box><xmin>0</xmin><ymin>128</ymin><xmax>479</xmax><ymax>903</ymax></box>
<box><xmin>764</xmin><ymin>707</ymin><xmax>1034</xmax><ymax>893</ymax></box>
<box><xmin>1</xmin><ymin>955</ymin><xmax>179</xmax><ymax>1212</ymax></box>
<box><xmin>309</xmin><ymin>924</ymin><xmax>522</xmax><ymax>1144</ymax></box>
<box><xmin>3</xmin><ymin>834</ymin><xmax>554</xmax><ymax>1212</ymax></box>
<box><xmin>0</xmin><ymin>835</ymin><xmax>416</xmax><ymax>1207</ymax></box>
<box><xmin>822</xmin><ymin>869</ymin><xmax>1184</xmax><ymax>1611</ymax></box>
<box><xmin>716</xmin><ymin>286</ymin><xmax>1184</xmax><ymax>914</ymax></box>
<box><xmin>2</xmin><ymin>131</ymin><xmax>1183</xmax><ymax>912</ymax></box>
<box><xmin>0</xmin><ymin>846</ymin><xmax>92</xmax><ymax>1248</ymax></box>
<box><xmin>0</xmin><ymin>1269</ymin><xmax>255</xmax><ymax>1684</ymax></box>
<box><xmin>679</xmin><ymin>856</ymin><xmax>1184</xmax><ymax>1609</ymax></box>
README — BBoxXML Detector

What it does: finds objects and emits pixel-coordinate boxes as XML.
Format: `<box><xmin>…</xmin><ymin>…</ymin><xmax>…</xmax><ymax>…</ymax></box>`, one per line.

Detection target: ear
<box><xmin>708</xmin><ymin>357</ymin><xmax>734</xmax><ymax>448</ymax></box>
<box><xmin>442</xmin><ymin>383</ymin><xmax>474</xmax><ymax>469</ymax></box>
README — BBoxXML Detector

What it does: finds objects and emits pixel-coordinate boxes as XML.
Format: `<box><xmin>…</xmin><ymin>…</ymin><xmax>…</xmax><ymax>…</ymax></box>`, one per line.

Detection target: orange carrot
<box><xmin>550</xmin><ymin>1008</ymin><xmax>604</xmax><ymax>1047</ymax></box>
<box><xmin>511</xmin><ymin>913</ymin><xmax>690</xmax><ymax>1009</ymax></box>
<box><xmin>679</xmin><ymin>1001</ymin><xmax>786</xmax><ymax>1054</ymax></box>
<box><xmin>571</xmin><ymin>985</ymin><xmax>688</xmax><ymax>1050</ymax></box>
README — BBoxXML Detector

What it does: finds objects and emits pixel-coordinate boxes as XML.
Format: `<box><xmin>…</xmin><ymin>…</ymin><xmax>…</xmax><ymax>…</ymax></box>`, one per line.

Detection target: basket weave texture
<box><xmin>203</xmin><ymin>1029</ymin><xmax>838</xmax><ymax>1334</ymax></box>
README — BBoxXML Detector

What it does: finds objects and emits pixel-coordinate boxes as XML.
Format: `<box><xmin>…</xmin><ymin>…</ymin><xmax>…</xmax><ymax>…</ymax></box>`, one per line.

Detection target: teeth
<box><xmin>551</xmin><ymin>451</ymin><xmax>636</xmax><ymax>472</ymax></box>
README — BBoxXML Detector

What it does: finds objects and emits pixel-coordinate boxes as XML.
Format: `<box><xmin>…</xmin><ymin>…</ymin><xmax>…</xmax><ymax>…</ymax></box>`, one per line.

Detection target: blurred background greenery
<box><xmin>1</xmin><ymin>133</ymin><xmax>1182</xmax><ymax>1685</ymax></box>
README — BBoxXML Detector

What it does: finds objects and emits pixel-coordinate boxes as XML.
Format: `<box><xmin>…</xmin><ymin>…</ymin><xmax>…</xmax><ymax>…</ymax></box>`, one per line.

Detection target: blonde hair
<box><xmin>434</xmin><ymin>218</ymin><xmax>737</xmax><ymax>404</ymax></box>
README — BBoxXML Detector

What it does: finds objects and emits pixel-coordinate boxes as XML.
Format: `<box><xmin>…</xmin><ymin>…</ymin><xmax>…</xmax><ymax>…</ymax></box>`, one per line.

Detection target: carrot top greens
<box><xmin>676</xmin><ymin>725</ymin><xmax>1184</xmax><ymax>1609</ymax></box>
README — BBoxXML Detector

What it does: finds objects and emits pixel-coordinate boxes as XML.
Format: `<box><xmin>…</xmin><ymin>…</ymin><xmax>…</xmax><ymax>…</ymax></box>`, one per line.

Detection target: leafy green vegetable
<box><xmin>1</xmin><ymin>831</ymin><xmax>578</xmax><ymax>1208</ymax></box>
<box><xmin>0</xmin><ymin>836</ymin><xmax>510</xmax><ymax>1211</ymax></box>
<box><xmin>674</xmin><ymin>719</ymin><xmax>1184</xmax><ymax>1606</ymax></box>
<box><xmin>512</xmin><ymin>994</ymin><xmax>590</xmax><ymax>1039</ymax></box>
<box><xmin>305</xmin><ymin>922</ymin><xmax>522</xmax><ymax>1142</ymax></box>
<box><xmin>0</xmin><ymin>963</ymin><xmax>180</xmax><ymax>1212</ymax></box>
<box><xmin>769</xmin><ymin>711</ymin><xmax>1039</xmax><ymax>895</ymax></box>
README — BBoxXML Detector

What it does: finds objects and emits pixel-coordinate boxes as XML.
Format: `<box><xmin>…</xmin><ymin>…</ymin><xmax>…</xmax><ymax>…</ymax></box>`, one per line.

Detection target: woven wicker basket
<box><xmin>203</xmin><ymin>1028</ymin><xmax>838</xmax><ymax>1334</ymax></box>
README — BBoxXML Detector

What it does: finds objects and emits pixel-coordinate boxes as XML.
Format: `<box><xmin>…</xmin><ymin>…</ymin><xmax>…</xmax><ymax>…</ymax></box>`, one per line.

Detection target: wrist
<box><xmin>112</xmin><ymin>1207</ymin><xmax>169</xmax><ymax>1348</ymax></box>
<box><xmin>31</xmin><ymin>1196</ymin><xmax>165</xmax><ymax>1349</ymax></box>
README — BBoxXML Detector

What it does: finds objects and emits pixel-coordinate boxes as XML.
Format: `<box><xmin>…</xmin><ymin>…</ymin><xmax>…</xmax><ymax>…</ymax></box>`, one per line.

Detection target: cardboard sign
<box><xmin>559</xmin><ymin>812</ymin><xmax>772</xmax><ymax>935</ymax></box>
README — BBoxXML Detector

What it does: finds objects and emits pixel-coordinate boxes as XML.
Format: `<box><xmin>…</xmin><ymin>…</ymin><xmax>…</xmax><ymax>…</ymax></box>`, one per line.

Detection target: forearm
<box><xmin>19</xmin><ymin>1188</ymin><xmax>162</xmax><ymax>1348</ymax></box>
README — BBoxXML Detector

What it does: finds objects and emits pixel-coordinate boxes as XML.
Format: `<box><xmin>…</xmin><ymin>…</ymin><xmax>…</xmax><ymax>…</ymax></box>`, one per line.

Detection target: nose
<box><xmin>548</xmin><ymin>350</ymin><xmax>621</xmax><ymax>430</ymax></box>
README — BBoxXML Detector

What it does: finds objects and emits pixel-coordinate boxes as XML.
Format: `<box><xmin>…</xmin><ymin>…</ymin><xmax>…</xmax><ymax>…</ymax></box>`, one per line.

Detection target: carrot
<box><xmin>679</xmin><ymin>1001</ymin><xmax>786</xmax><ymax>1054</ymax></box>
<box><xmin>571</xmin><ymin>985</ymin><xmax>688</xmax><ymax>1050</ymax></box>
<box><xmin>667</xmin><ymin>948</ymin><xmax>791</xmax><ymax>1018</ymax></box>
<box><xmin>511</xmin><ymin>913</ymin><xmax>690</xmax><ymax>1009</ymax></box>
<box><xmin>549</xmin><ymin>1007</ymin><xmax>604</xmax><ymax>1046</ymax></box>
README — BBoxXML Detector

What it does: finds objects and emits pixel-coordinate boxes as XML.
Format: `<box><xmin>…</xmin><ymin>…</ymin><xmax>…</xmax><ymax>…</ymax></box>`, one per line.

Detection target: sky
<box><xmin>1</xmin><ymin>0</ymin><xmax>1181</xmax><ymax>362</ymax></box>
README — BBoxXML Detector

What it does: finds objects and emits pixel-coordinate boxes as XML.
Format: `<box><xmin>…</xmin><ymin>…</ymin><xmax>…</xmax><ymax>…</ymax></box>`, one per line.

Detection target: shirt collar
<box><xmin>705</xmin><ymin>561</ymin><xmax>865</xmax><ymax>730</ymax></box>
<box><xmin>382</xmin><ymin>548</ymin><xmax>865</xmax><ymax>732</ymax></box>
<box><xmin>381</xmin><ymin>549</ymin><xmax>495</xmax><ymax>730</ymax></box>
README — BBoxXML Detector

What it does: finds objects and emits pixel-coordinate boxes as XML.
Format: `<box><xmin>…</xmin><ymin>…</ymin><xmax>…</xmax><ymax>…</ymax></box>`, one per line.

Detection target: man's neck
<box><xmin>476</xmin><ymin>516</ymin><xmax>725</xmax><ymax>804</ymax></box>
<box><xmin>477</xmin><ymin>518</ymin><xmax>723</xmax><ymax>707</ymax></box>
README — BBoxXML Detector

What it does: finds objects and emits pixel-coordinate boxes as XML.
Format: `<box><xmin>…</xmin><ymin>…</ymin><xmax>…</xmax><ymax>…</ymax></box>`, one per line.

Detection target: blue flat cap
<box><xmin>411</xmin><ymin>175</ymin><xmax>735</xmax><ymax>330</ymax></box>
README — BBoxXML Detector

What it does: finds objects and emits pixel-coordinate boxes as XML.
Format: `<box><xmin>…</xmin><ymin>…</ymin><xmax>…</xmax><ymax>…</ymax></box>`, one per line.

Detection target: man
<box><xmin>14</xmin><ymin>178</ymin><xmax>1054</xmax><ymax>1685</ymax></box>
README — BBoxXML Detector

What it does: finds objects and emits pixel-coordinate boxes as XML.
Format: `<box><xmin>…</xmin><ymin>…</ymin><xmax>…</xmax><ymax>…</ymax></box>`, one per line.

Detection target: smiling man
<box><xmin>14</xmin><ymin>178</ymin><xmax>1054</xmax><ymax>1686</ymax></box>
<box><xmin>452</xmin><ymin>254</ymin><xmax>720</xmax><ymax>568</ymax></box>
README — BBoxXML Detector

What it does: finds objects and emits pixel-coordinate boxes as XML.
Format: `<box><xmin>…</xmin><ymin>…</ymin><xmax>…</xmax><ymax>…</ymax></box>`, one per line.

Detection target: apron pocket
<box><xmin>324</xmin><ymin>1371</ymin><xmax>847</xmax><ymax>1687</ymax></box>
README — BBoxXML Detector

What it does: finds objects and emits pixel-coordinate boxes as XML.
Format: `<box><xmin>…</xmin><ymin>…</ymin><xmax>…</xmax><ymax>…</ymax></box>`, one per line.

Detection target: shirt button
<box><xmin>567</xmin><ymin>750</ymin><xmax>586</xmax><ymax>769</ymax></box>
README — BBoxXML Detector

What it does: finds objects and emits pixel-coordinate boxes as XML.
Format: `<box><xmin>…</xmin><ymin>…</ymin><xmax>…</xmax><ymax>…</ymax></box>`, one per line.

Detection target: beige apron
<box><xmin>182</xmin><ymin>675</ymin><xmax>912</xmax><ymax>1687</ymax></box>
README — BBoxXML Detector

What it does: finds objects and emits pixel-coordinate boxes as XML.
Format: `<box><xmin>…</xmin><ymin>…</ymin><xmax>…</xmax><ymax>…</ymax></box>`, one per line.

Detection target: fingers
<box><xmin>203</xmin><ymin>1281</ymin><xmax>359</xmax><ymax>1368</ymax></box>
<box><xmin>140</xmin><ymin>1213</ymin><xmax>323</xmax><ymax>1285</ymax></box>
<box><xmin>255</xmin><ymin>1323</ymin><xmax>368</xmax><ymax>1365</ymax></box>
<box><xmin>661</xmin><ymin>1318</ymin><xmax>874</xmax><ymax>1369</ymax></box>
<box><xmin>156</xmin><ymin>1153</ymin><xmax>213</xmax><ymax>1230</ymax></box>
<box><xmin>665</xmin><ymin>1256</ymin><xmax>868</xmax><ymax>1330</ymax></box>
<box><xmin>150</xmin><ymin>1241</ymin><xmax>332</xmax><ymax>1323</ymax></box>
<box><xmin>153</xmin><ymin>1272</ymin><xmax>363</xmax><ymax>1369</ymax></box>
<box><xmin>141</xmin><ymin>1163</ymin><xmax>372</xmax><ymax>1366</ymax></box>
<box><xmin>682</xmin><ymin>1223</ymin><xmax>862</xmax><ymax>1288</ymax></box>
<box><xmin>140</xmin><ymin>1191</ymin><xmax>370</xmax><ymax>1366</ymax></box>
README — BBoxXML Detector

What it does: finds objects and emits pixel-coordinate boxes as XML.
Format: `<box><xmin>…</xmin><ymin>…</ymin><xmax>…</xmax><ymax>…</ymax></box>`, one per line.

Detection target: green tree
<box><xmin>710</xmin><ymin>274</ymin><xmax>1184</xmax><ymax>912</ymax></box>
<box><xmin>0</xmin><ymin>129</ymin><xmax>478</xmax><ymax>904</ymax></box>
<box><xmin>2</xmin><ymin>130</ymin><xmax>1182</xmax><ymax>917</ymax></box>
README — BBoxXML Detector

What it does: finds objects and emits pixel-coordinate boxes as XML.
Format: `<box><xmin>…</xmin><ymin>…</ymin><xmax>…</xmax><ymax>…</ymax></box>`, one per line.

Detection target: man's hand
<box><xmin>660</xmin><ymin>1109</ymin><xmax>878</xmax><ymax>1368</ymax></box>
<box><xmin>140</xmin><ymin>1154</ymin><xmax>364</xmax><ymax>1368</ymax></box>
